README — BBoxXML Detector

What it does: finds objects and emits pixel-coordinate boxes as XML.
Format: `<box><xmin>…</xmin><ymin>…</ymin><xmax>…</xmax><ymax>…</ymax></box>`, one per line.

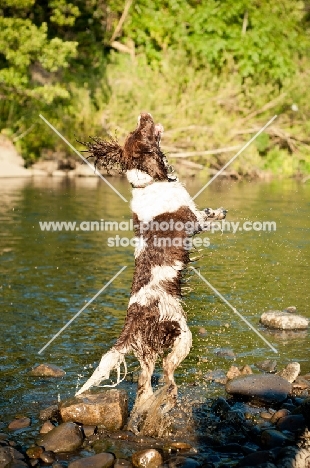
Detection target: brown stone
<box><xmin>68</xmin><ymin>453</ymin><xmax>115</xmax><ymax>468</ymax></box>
<box><xmin>277</xmin><ymin>362</ymin><xmax>300</xmax><ymax>383</ymax></box>
<box><xmin>270</xmin><ymin>408</ymin><xmax>290</xmax><ymax>424</ymax></box>
<box><xmin>82</xmin><ymin>426</ymin><xmax>97</xmax><ymax>437</ymax></box>
<box><xmin>40</xmin><ymin>421</ymin><xmax>55</xmax><ymax>434</ymax></box>
<box><xmin>240</xmin><ymin>365</ymin><xmax>253</xmax><ymax>375</ymax></box>
<box><xmin>39</xmin><ymin>405</ymin><xmax>60</xmax><ymax>421</ymax></box>
<box><xmin>26</xmin><ymin>447</ymin><xmax>44</xmax><ymax>459</ymax></box>
<box><xmin>29</xmin><ymin>364</ymin><xmax>65</xmax><ymax>377</ymax></box>
<box><xmin>37</xmin><ymin>422</ymin><xmax>83</xmax><ymax>453</ymax></box>
<box><xmin>226</xmin><ymin>366</ymin><xmax>241</xmax><ymax>380</ymax></box>
<box><xmin>60</xmin><ymin>390</ymin><xmax>128</xmax><ymax>431</ymax></box>
<box><xmin>40</xmin><ymin>451</ymin><xmax>56</xmax><ymax>463</ymax></box>
<box><xmin>8</xmin><ymin>418</ymin><xmax>31</xmax><ymax>430</ymax></box>
<box><xmin>132</xmin><ymin>449</ymin><xmax>163</xmax><ymax>468</ymax></box>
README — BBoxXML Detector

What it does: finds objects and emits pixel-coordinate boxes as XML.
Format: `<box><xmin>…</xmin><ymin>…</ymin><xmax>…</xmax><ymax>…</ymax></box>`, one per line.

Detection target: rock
<box><xmin>8</xmin><ymin>418</ymin><xmax>31</xmax><ymax>430</ymax></box>
<box><xmin>260</xmin><ymin>412</ymin><xmax>273</xmax><ymax>421</ymax></box>
<box><xmin>132</xmin><ymin>449</ymin><xmax>163</xmax><ymax>468</ymax></box>
<box><xmin>68</xmin><ymin>453</ymin><xmax>115</xmax><ymax>468</ymax></box>
<box><xmin>227</xmin><ymin>366</ymin><xmax>241</xmax><ymax>380</ymax></box>
<box><xmin>284</xmin><ymin>306</ymin><xmax>297</xmax><ymax>313</ymax></box>
<box><xmin>82</xmin><ymin>426</ymin><xmax>97</xmax><ymax>437</ymax></box>
<box><xmin>29</xmin><ymin>363</ymin><xmax>66</xmax><ymax>377</ymax></box>
<box><xmin>225</xmin><ymin>374</ymin><xmax>292</xmax><ymax>403</ymax></box>
<box><xmin>0</xmin><ymin>447</ymin><xmax>13</xmax><ymax>468</ymax></box>
<box><xmin>37</xmin><ymin>422</ymin><xmax>83</xmax><ymax>453</ymax></box>
<box><xmin>300</xmin><ymin>397</ymin><xmax>310</xmax><ymax>425</ymax></box>
<box><xmin>240</xmin><ymin>365</ymin><xmax>253</xmax><ymax>376</ymax></box>
<box><xmin>29</xmin><ymin>459</ymin><xmax>39</xmax><ymax>467</ymax></box>
<box><xmin>261</xmin><ymin>429</ymin><xmax>289</xmax><ymax>448</ymax></box>
<box><xmin>168</xmin><ymin>458</ymin><xmax>200</xmax><ymax>468</ymax></box>
<box><xmin>0</xmin><ymin>446</ymin><xmax>25</xmax><ymax>468</ymax></box>
<box><xmin>215</xmin><ymin>347</ymin><xmax>236</xmax><ymax>358</ymax></box>
<box><xmin>198</xmin><ymin>327</ymin><xmax>207</xmax><ymax>335</ymax></box>
<box><xmin>277</xmin><ymin>414</ymin><xmax>306</xmax><ymax>432</ymax></box>
<box><xmin>169</xmin><ymin>442</ymin><xmax>192</xmax><ymax>451</ymax></box>
<box><xmin>237</xmin><ymin>450</ymin><xmax>273</xmax><ymax>467</ymax></box>
<box><xmin>292</xmin><ymin>377</ymin><xmax>310</xmax><ymax>391</ymax></box>
<box><xmin>277</xmin><ymin>362</ymin><xmax>300</xmax><ymax>383</ymax></box>
<box><xmin>255</xmin><ymin>360</ymin><xmax>277</xmax><ymax>373</ymax></box>
<box><xmin>204</xmin><ymin>369</ymin><xmax>227</xmax><ymax>384</ymax></box>
<box><xmin>40</xmin><ymin>421</ymin><xmax>55</xmax><ymax>434</ymax></box>
<box><xmin>39</xmin><ymin>405</ymin><xmax>60</xmax><ymax>421</ymax></box>
<box><xmin>26</xmin><ymin>447</ymin><xmax>44</xmax><ymax>459</ymax></box>
<box><xmin>60</xmin><ymin>390</ymin><xmax>128</xmax><ymax>431</ymax></box>
<box><xmin>260</xmin><ymin>310</ymin><xmax>309</xmax><ymax>330</ymax></box>
<box><xmin>270</xmin><ymin>409</ymin><xmax>290</xmax><ymax>424</ymax></box>
<box><xmin>114</xmin><ymin>459</ymin><xmax>133</xmax><ymax>468</ymax></box>
<box><xmin>211</xmin><ymin>397</ymin><xmax>231</xmax><ymax>416</ymax></box>
<box><xmin>40</xmin><ymin>451</ymin><xmax>56</xmax><ymax>464</ymax></box>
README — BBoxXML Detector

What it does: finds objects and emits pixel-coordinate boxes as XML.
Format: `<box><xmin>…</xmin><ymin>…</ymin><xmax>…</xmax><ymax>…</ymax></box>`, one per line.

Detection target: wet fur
<box><xmin>76</xmin><ymin>113</ymin><xmax>226</xmax><ymax>433</ymax></box>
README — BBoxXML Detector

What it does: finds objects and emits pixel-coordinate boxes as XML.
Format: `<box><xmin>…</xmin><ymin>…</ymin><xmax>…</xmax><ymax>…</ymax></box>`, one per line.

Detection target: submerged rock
<box><xmin>132</xmin><ymin>449</ymin><xmax>163</xmax><ymax>468</ymax></box>
<box><xmin>226</xmin><ymin>374</ymin><xmax>292</xmax><ymax>403</ymax></box>
<box><xmin>37</xmin><ymin>422</ymin><xmax>83</xmax><ymax>452</ymax></box>
<box><xmin>29</xmin><ymin>363</ymin><xmax>66</xmax><ymax>377</ymax></box>
<box><xmin>255</xmin><ymin>359</ymin><xmax>277</xmax><ymax>373</ymax></box>
<box><xmin>8</xmin><ymin>417</ymin><xmax>31</xmax><ymax>430</ymax></box>
<box><xmin>204</xmin><ymin>369</ymin><xmax>227</xmax><ymax>384</ymax></box>
<box><xmin>68</xmin><ymin>453</ymin><xmax>115</xmax><ymax>468</ymax></box>
<box><xmin>260</xmin><ymin>310</ymin><xmax>309</xmax><ymax>330</ymax></box>
<box><xmin>60</xmin><ymin>390</ymin><xmax>128</xmax><ymax>430</ymax></box>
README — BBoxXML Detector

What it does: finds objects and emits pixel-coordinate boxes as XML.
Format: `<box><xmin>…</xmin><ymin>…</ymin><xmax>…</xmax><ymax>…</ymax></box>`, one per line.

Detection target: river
<box><xmin>0</xmin><ymin>175</ymin><xmax>309</xmax><ymax>444</ymax></box>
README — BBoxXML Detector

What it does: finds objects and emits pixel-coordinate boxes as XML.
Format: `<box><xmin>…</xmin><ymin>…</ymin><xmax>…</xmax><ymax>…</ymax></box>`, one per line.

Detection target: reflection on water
<box><xmin>0</xmin><ymin>175</ymin><xmax>309</xmax><ymax>433</ymax></box>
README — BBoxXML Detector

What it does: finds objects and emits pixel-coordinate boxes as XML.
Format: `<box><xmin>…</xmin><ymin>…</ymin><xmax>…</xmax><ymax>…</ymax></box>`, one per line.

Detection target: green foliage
<box><xmin>0</xmin><ymin>0</ymin><xmax>309</xmax><ymax>176</ymax></box>
<box><xmin>125</xmin><ymin>0</ymin><xmax>309</xmax><ymax>83</ymax></box>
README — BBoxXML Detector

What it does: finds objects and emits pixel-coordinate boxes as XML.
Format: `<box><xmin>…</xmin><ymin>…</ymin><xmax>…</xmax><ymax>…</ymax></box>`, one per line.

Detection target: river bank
<box><xmin>2</xmin><ymin>361</ymin><xmax>310</xmax><ymax>468</ymax></box>
<box><xmin>1</xmin><ymin>137</ymin><xmax>309</xmax><ymax>182</ymax></box>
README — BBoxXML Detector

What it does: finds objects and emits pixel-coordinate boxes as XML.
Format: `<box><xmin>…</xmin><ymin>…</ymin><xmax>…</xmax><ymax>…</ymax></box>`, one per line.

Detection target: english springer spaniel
<box><xmin>76</xmin><ymin>113</ymin><xmax>226</xmax><ymax>432</ymax></box>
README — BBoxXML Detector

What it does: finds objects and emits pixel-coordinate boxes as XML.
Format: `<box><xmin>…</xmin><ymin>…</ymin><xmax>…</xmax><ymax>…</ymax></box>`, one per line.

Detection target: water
<box><xmin>0</xmin><ymin>175</ymin><xmax>309</xmax><ymax>441</ymax></box>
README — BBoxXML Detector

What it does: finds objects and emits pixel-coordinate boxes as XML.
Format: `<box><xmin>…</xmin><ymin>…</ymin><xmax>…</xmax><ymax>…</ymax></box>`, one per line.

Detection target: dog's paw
<box><xmin>204</xmin><ymin>207</ymin><xmax>227</xmax><ymax>220</ymax></box>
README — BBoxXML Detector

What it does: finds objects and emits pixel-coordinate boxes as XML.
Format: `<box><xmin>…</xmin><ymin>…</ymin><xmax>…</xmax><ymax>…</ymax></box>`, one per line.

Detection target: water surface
<box><xmin>0</xmin><ymin>175</ymin><xmax>309</xmax><ymax>441</ymax></box>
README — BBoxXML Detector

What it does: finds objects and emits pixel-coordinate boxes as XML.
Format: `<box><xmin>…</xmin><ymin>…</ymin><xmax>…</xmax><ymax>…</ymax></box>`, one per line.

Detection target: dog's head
<box><xmin>80</xmin><ymin>113</ymin><xmax>173</xmax><ymax>183</ymax></box>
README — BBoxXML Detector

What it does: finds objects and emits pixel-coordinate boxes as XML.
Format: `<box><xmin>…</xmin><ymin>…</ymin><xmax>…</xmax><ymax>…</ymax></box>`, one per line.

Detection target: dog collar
<box><xmin>131</xmin><ymin>176</ymin><xmax>178</xmax><ymax>188</ymax></box>
<box><xmin>131</xmin><ymin>180</ymin><xmax>155</xmax><ymax>189</ymax></box>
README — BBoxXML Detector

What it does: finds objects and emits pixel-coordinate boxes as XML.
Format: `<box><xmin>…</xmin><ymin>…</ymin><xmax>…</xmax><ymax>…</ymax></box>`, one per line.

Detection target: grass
<box><xmin>1</xmin><ymin>51</ymin><xmax>310</xmax><ymax>178</ymax></box>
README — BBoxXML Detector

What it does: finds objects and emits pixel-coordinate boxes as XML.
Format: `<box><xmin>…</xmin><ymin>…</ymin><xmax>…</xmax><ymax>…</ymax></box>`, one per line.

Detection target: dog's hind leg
<box><xmin>162</xmin><ymin>324</ymin><xmax>192</xmax><ymax>399</ymax></box>
<box><xmin>127</xmin><ymin>356</ymin><xmax>156</xmax><ymax>433</ymax></box>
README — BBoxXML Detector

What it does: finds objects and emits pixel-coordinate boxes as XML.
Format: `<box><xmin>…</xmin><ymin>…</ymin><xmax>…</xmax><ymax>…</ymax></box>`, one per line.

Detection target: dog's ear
<box><xmin>124</xmin><ymin>133</ymin><xmax>154</xmax><ymax>158</ymax></box>
<box><xmin>77</xmin><ymin>136</ymin><xmax>125</xmax><ymax>173</ymax></box>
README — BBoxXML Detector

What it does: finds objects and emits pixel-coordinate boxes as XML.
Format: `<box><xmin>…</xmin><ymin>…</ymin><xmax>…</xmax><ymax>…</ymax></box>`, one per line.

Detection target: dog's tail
<box><xmin>75</xmin><ymin>346</ymin><xmax>128</xmax><ymax>396</ymax></box>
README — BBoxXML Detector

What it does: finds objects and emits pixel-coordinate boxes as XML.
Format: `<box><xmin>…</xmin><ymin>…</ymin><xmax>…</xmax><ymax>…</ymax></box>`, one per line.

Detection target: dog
<box><xmin>76</xmin><ymin>113</ymin><xmax>226</xmax><ymax>432</ymax></box>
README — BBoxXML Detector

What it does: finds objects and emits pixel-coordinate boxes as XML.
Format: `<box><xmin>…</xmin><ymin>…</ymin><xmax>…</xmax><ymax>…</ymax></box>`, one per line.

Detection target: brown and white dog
<box><xmin>76</xmin><ymin>113</ymin><xmax>226</xmax><ymax>431</ymax></box>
